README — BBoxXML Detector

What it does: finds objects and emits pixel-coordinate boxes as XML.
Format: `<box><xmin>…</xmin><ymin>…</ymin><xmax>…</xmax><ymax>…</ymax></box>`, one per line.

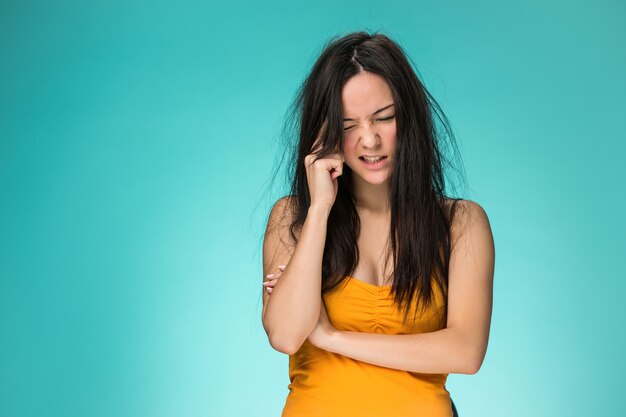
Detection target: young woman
<box><xmin>261</xmin><ymin>31</ymin><xmax>495</xmax><ymax>417</ymax></box>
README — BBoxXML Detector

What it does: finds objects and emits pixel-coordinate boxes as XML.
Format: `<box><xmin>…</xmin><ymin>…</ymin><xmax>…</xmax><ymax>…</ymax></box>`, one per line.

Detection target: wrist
<box><xmin>320</xmin><ymin>328</ymin><xmax>341</xmax><ymax>352</ymax></box>
<box><xmin>308</xmin><ymin>203</ymin><xmax>332</xmax><ymax>218</ymax></box>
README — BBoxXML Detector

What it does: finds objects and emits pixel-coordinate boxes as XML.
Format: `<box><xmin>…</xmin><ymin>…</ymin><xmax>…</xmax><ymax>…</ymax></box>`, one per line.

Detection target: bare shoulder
<box><xmin>440</xmin><ymin>198</ymin><xmax>491</xmax><ymax>237</ymax></box>
<box><xmin>263</xmin><ymin>195</ymin><xmax>300</xmax><ymax>272</ymax></box>
<box><xmin>265</xmin><ymin>195</ymin><xmax>300</xmax><ymax>242</ymax></box>
<box><xmin>447</xmin><ymin>199</ymin><xmax>494</xmax><ymax>266</ymax></box>
<box><xmin>452</xmin><ymin>200</ymin><xmax>489</xmax><ymax>231</ymax></box>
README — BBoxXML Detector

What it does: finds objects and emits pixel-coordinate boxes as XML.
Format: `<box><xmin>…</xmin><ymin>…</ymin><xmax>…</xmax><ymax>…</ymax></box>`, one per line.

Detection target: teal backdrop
<box><xmin>1</xmin><ymin>1</ymin><xmax>625</xmax><ymax>416</ymax></box>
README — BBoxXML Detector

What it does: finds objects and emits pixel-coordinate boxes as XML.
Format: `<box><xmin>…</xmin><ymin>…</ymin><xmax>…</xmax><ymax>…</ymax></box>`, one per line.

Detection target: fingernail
<box><xmin>278</xmin><ymin>265</ymin><xmax>286</xmax><ymax>269</ymax></box>
<box><xmin>266</xmin><ymin>273</ymin><xmax>274</xmax><ymax>278</ymax></box>
<box><xmin>263</xmin><ymin>281</ymin><xmax>270</xmax><ymax>286</ymax></box>
<box><xmin>267</xmin><ymin>287</ymin><xmax>273</xmax><ymax>293</ymax></box>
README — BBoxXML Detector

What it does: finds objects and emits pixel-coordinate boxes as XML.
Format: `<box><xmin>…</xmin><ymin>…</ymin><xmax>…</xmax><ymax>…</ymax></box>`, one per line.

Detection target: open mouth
<box><xmin>359</xmin><ymin>155</ymin><xmax>388</xmax><ymax>168</ymax></box>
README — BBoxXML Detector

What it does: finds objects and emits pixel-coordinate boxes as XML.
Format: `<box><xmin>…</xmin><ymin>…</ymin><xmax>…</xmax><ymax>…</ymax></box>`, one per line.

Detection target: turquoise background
<box><xmin>1</xmin><ymin>1</ymin><xmax>625</xmax><ymax>416</ymax></box>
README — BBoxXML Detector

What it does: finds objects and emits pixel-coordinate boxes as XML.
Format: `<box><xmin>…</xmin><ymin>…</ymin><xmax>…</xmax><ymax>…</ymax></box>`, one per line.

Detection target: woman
<box><xmin>261</xmin><ymin>31</ymin><xmax>494</xmax><ymax>417</ymax></box>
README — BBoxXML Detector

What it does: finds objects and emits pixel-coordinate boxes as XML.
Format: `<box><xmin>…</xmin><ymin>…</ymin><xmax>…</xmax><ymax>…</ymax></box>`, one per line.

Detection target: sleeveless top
<box><xmin>281</xmin><ymin>275</ymin><xmax>453</xmax><ymax>417</ymax></box>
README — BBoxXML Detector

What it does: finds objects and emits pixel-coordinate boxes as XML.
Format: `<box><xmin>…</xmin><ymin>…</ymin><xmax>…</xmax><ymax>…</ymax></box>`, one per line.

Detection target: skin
<box><xmin>264</xmin><ymin>71</ymin><xmax>495</xmax><ymax>375</ymax></box>
<box><xmin>341</xmin><ymin>71</ymin><xmax>397</xmax><ymax>214</ymax></box>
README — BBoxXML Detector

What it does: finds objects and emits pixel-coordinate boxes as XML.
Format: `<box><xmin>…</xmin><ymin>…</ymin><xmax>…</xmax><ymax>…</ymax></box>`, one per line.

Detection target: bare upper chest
<box><xmin>351</xmin><ymin>212</ymin><xmax>394</xmax><ymax>286</ymax></box>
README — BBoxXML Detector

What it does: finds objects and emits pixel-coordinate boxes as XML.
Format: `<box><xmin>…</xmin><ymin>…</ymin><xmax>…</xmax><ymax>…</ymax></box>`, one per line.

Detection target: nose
<box><xmin>357</xmin><ymin>120</ymin><xmax>380</xmax><ymax>148</ymax></box>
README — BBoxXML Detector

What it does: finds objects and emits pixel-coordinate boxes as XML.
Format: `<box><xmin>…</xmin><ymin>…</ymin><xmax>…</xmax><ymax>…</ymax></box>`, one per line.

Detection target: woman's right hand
<box><xmin>263</xmin><ymin>264</ymin><xmax>286</xmax><ymax>294</ymax></box>
<box><xmin>304</xmin><ymin>118</ymin><xmax>344</xmax><ymax>210</ymax></box>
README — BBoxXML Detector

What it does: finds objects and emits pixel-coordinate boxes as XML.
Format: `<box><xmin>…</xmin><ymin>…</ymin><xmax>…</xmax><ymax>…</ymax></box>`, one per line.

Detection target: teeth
<box><xmin>362</xmin><ymin>156</ymin><xmax>384</xmax><ymax>163</ymax></box>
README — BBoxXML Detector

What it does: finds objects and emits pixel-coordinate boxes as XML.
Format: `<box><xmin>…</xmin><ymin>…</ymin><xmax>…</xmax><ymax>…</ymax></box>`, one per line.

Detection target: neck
<box><xmin>351</xmin><ymin>175</ymin><xmax>391</xmax><ymax>215</ymax></box>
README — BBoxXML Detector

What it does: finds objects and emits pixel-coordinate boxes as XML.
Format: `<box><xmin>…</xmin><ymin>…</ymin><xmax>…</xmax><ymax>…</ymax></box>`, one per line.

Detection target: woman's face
<box><xmin>341</xmin><ymin>71</ymin><xmax>397</xmax><ymax>186</ymax></box>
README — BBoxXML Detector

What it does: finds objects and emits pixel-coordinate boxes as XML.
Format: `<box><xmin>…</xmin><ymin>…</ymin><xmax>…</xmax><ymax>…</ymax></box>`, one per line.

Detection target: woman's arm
<box><xmin>262</xmin><ymin>198</ymin><xmax>332</xmax><ymax>355</ymax></box>
<box><xmin>316</xmin><ymin>200</ymin><xmax>495</xmax><ymax>374</ymax></box>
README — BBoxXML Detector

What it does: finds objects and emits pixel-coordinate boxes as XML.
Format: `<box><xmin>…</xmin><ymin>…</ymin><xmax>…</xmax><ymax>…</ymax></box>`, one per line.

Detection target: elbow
<box><xmin>464</xmin><ymin>360</ymin><xmax>481</xmax><ymax>375</ymax></box>
<box><xmin>262</xmin><ymin>315</ymin><xmax>297</xmax><ymax>354</ymax></box>
<box><xmin>263</xmin><ymin>321</ymin><xmax>300</xmax><ymax>355</ymax></box>
<box><xmin>269</xmin><ymin>334</ymin><xmax>301</xmax><ymax>355</ymax></box>
<box><xmin>263</xmin><ymin>323</ymin><xmax>295</xmax><ymax>354</ymax></box>
<box><xmin>265</xmin><ymin>322</ymin><xmax>304</xmax><ymax>355</ymax></box>
<box><xmin>463</xmin><ymin>349</ymin><xmax>485</xmax><ymax>375</ymax></box>
<box><xmin>263</xmin><ymin>313</ymin><xmax>316</xmax><ymax>355</ymax></box>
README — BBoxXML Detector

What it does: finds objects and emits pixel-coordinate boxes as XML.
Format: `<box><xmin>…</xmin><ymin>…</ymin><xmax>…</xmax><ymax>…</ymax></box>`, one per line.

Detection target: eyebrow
<box><xmin>343</xmin><ymin>103</ymin><xmax>394</xmax><ymax>121</ymax></box>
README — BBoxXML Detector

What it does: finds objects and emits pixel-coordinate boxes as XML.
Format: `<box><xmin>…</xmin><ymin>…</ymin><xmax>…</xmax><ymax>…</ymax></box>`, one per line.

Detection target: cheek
<box><xmin>385</xmin><ymin>124</ymin><xmax>397</xmax><ymax>148</ymax></box>
<box><xmin>341</xmin><ymin>140</ymin><xmax>360</xmax><ymax>170</ymax></box>
<box><xmin>384</xmin><ymin>123</ymin><xmax>397</xmax><ymax>137</ymax></box>
<box><xmin>341</xmin><ymin>139</ymin><xmax>356</xmax><ymax>158</ymax></box>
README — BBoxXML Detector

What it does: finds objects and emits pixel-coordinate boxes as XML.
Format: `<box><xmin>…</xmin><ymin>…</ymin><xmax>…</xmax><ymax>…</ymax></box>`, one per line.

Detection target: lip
<box><xmin>359</xmin><ymin>155</ymin><xmax>388</xmax><ymax>170</ymax></box>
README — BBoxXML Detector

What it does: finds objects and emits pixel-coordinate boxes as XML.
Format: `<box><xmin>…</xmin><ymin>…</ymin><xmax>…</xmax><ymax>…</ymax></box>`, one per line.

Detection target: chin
<box><xmin>365</xmin><ymin>178</ymin><xmax>389</xmax><ymax>186</ymax></box>
<box><xmin>358</xmin><ymin>171</ymin><xmax>390</xmax><ymax>185</ymax></box>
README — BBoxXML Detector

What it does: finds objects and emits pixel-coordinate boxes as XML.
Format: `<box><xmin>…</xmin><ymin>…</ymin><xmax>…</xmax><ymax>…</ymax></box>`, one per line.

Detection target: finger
<box><xmin>265</xmin><ymin>265</ymin><xmax>285</xmax><ymax>282</ymax></box>
<box><xmin>328</xmin><ymin>156</ymin><xmax>344</xmax><ymax>177</ymax></box>
<box><xmin>263</xmin><ymin>278</ymin><xmax>279</xmax><ymax>286</ymax></box>
<box><xmin>267</xmin><ymin>287</ymin><xmax>273</xmax><ymax>294</ymax></box>
<box><xmin>329</xmin><ymin>151</ymin><xmax>344</xmax><ymax>162</ymax></box>
<box><xmin>264</xmin><ymin>273</ymin><xmax>282</xmax><ymax>283</ymax></box>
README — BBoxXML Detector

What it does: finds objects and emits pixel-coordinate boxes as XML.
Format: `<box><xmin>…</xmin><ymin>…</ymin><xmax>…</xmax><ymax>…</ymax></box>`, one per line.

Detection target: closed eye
<box><xmin>344</xmin><ymin>115</ymin><xmax>395</xmax><ymax>131</ymax></box>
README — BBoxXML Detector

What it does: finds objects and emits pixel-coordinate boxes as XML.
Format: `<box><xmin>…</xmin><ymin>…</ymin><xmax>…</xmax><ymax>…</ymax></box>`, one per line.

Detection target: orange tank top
<box><xmin>281</xmin><ymin>275</ymin><xmax>453</xmax><ymax>417</ymax></box>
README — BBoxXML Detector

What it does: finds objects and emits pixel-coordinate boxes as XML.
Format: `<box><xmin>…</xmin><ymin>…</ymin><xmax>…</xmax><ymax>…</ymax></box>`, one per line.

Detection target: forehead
<box><xmin>341</xmin><ymin>72</ymin><xmax>394</xmax><ymax>116</ymax></box>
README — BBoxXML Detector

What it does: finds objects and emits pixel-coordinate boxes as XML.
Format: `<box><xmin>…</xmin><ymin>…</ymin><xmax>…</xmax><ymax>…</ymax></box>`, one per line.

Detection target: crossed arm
<box><xmin>315</xmin><ymin>201</ymin><xmax>495</xmax><ymax>375</ymax></box>
<box><xmin>266</xmin><ymin>200</ymin><xmax>495</xmax><ymax>375</ymax></box>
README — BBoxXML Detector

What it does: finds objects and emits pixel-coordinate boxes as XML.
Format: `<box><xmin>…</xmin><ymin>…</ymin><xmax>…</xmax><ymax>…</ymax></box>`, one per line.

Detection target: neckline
<box><xmin>346</xmin><ymin>274</ymin><xmax>393</xmax><ymax>289</ymax></box>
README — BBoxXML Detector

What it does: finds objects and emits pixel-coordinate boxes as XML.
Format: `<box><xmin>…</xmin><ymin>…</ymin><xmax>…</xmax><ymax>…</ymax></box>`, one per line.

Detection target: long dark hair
<box><xmin>261</xmin><ymin>31</ymin><xmax>467</xmax><ymax>326</ymax></box>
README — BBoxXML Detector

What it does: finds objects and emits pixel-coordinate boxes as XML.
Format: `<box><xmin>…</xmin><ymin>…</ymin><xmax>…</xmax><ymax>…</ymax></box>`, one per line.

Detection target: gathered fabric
<box><xmin>281</xmin><ymin>275</ymin><xmax>454</xmax><ymax>417</ymax></box>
